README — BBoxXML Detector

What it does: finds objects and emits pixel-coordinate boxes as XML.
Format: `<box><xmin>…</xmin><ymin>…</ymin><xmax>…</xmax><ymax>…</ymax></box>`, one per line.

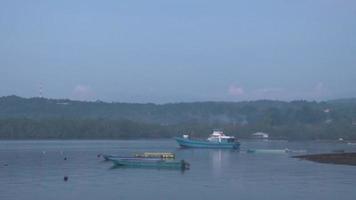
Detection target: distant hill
<box><xmin>0</xmin><ymin>95</ymin><xmax>356</xmax><ymax>140</ymax></box>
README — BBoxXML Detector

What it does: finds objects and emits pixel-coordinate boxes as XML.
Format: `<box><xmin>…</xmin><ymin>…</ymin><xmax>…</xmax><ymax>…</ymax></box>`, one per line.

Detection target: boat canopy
<box><xmin>208</xmin><ymin>130</ymin><xmax>235</xmax><ymax>142</ymax></box>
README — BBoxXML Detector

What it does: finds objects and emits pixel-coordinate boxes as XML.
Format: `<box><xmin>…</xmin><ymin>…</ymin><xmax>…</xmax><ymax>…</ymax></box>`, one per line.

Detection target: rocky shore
<box><xmin>293</xmin><ymin>153</ymin><xmax>356</xmax><ymax>166</ymax></box>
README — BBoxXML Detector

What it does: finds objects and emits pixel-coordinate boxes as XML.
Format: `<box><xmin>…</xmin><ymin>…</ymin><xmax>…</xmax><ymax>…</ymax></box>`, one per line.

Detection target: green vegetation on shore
<box><xmin>1</xmin><ymin>95</ymin><xmax>356</xmax><ymax>140</ymax></box>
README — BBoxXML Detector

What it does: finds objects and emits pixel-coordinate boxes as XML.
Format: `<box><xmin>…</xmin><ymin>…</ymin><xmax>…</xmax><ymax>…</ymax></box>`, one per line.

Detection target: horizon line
<box><xmin>1</xmin><ymin>94</ymin><xmax>356</xmax><ymax>105</ymax></box>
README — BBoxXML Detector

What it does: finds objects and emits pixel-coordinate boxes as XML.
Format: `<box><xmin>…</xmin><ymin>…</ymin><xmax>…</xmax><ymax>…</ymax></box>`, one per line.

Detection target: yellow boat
<box><xmin>135</xmin><ymin>152</ymin><xmax>175</xmax><ymax>159</ymax></box>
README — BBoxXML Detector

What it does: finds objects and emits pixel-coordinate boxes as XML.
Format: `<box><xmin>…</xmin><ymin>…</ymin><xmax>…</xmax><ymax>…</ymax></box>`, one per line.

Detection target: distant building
<box><xmin>324</xmin><ymin>108</ymin><xmax>331</xmax><ymax>113</ymax></box>
<box><xmin>56</xmin><ymin>102</ymin><xmax>70</xmax><ymax>105</ymax></box>
<box><xmin>251</xmin><ymin>132</ymin><xmax>269</xmax><ymax>139</ymax></box>
<box><xmin>325</xmin><ymin>119</ymin><xmax>333</xmax><ymax>124</ymax></box>
<box><xmin>240</xmin><ymin>119</ymin><xmax>249</xmax><ymax>126</ymax></box>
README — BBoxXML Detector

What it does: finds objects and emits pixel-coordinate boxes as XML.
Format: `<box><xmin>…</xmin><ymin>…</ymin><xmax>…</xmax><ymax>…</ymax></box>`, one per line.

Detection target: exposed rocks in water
<box><xmin>293</xmin><ymin>153</ymin><xmax>356</xmax><ymax>166</ymax></box>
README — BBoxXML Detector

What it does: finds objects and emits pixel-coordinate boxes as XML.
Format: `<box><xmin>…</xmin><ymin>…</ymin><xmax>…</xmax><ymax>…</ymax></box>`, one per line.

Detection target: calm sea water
<box><xmin>1</xmin><ymin>139</ymin><xmax>356</xmax><ymax>200</ymax></box>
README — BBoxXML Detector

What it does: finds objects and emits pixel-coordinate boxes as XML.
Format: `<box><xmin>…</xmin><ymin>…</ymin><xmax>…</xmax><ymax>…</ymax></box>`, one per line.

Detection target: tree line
<box><xmin>0</xmin><ymin>96</ymin><xmax>356</xmax><ymax>140</ymax></box>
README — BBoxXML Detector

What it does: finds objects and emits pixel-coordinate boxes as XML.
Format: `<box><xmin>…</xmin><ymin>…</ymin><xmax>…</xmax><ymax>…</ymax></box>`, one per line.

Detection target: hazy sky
<box><xmin>1</xmin><ymin>0</ymin><xmax>355</xmax><ymax>103</ymax></box>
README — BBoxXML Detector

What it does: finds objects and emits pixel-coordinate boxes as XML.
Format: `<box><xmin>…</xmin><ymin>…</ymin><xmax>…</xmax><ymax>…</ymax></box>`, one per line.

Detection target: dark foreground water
<box><xmin>1</xmin><ymin>140</ymin><xmax>356</xmax><ymax>200</ymax></box>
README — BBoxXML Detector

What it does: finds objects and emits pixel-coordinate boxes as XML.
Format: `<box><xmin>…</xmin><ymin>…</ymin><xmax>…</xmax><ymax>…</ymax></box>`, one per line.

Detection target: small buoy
<box><xmin>63</xmin><ymin>176</ymin><xmax>68</xmax><ymax>181</ymax></box>
<box><xmin>97</xmin><ymin>154</ymin><xmax>101</xmax><ymax>158</ymax></box>
<box><xmin>64</xmin><ymin>157</ymin><xmax>67</xmax><ymax>160</ymax></box>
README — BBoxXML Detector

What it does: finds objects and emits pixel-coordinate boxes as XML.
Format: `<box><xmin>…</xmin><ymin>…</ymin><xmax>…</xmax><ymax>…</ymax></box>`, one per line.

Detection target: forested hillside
<box><xmin>1</xmin><ymin>95</ymin><xmax>356</xmax><ymax>140</ymax></box>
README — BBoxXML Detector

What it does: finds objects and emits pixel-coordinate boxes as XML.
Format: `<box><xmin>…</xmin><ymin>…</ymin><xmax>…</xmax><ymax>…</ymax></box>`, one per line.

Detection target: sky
<box><xmin>0</xmin><ymin>0</ymin><xmax>355</xmax><ymax>103</ymax></box>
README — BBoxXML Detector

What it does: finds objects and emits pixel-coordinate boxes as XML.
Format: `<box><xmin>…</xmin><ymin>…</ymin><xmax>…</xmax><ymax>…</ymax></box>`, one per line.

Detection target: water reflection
<box><xmin>210</xmin><ymin>149</ymin><xmax>237</xmax><ymax>176</ymax></box>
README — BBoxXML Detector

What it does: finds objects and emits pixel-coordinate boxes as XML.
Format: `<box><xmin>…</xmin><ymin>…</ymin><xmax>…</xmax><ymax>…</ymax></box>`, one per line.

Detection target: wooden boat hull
<box><xmin>103</xmin><ymin>153</ymin><xmax>175</xmax><ymax>161</ymax></box>
<box><xmin>102</xmin><ymin>154</ymin><xmax>131</xmax><ymax>161</ymax></box>
<box><xmin>110</xmin><ymin>158</ymin><xmax>190</xmax><ymax>170</ymax></box>
<box><xmin>175</xmin><ymin>137</ymin><xmax>240</xmax><ymax>149</ymax></box>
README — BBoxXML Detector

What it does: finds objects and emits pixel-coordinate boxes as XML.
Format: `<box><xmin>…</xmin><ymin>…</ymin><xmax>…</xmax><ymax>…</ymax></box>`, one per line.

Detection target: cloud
<box><xmin>72</xmin><ymin>84</ymin><xmax>95</xmax><ymax>100</ymax></box>
<box><xmin>228</xmin><ymin>85</ymin><xmax>245</xmax><ymax>97</ymax></box>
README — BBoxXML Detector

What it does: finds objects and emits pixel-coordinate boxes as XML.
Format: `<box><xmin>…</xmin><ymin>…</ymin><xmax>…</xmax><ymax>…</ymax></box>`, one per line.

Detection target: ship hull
<box><xmin>175</xmin><ymin>137</ymin><xmax>240</xmax><ymax>149</ymax></box>
<box><xmin>110</xmin><ymin>157</ymin><xmax>189</xmax><ymax>170</ymax></box>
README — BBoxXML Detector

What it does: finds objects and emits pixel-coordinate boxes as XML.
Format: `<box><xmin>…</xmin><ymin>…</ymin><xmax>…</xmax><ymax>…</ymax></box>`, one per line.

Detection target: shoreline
<box><xmin>293</xmin><ymin>153</ymin><xmax>356</xmax><ymax>166</ymax></box>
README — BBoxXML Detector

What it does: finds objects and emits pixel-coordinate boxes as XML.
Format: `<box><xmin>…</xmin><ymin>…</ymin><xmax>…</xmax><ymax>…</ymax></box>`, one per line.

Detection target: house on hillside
<box><xmin>251</xmin><ymin>132</ymin><xmax>269</xmax><ymax>139</ymax></box>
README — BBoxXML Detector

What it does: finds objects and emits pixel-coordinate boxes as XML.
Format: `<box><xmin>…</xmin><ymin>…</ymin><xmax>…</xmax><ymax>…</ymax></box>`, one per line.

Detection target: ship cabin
<box><xmin>207</xmin><ymin>130</ymin><xmax>236</xmax><ymax>143</ymax></box>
